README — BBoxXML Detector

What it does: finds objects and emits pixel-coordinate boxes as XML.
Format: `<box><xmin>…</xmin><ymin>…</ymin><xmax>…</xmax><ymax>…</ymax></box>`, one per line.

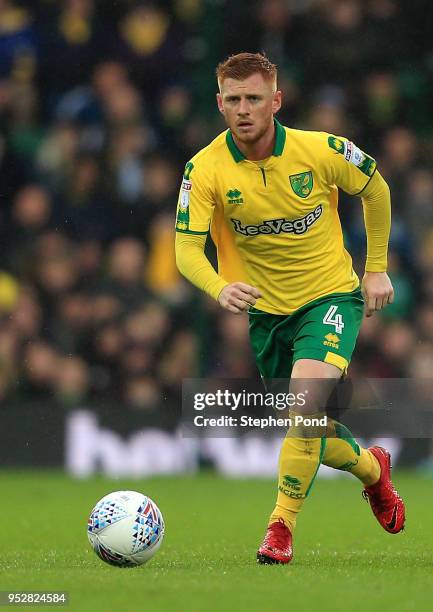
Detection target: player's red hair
<box><xmin>216</xmin><ymin>52</ymin><xmax>277</xmax><ymax>86</ymax></box>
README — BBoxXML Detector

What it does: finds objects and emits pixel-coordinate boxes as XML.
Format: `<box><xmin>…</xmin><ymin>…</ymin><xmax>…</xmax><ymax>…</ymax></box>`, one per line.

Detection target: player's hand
<box><xmin>361</xmin><ymin>271</ymin><xmax>394</xmax><ymax>318</ymax></box>
<box><xmin>218</xmin><ymin>282</ymin><xmax>262</xmax><ymax>314</ymax></box>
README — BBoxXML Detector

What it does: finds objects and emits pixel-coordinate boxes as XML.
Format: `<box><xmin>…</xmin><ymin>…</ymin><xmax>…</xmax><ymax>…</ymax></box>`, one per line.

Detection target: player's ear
<box><xmin>216</xmin><ymin>93</ymin><xmax>225</xmax><ymax>115</ymax></box>
<box><xmin>272</xmin><ymin>90</ymin><xmax>282</xmax><ymax>114</ymax></box>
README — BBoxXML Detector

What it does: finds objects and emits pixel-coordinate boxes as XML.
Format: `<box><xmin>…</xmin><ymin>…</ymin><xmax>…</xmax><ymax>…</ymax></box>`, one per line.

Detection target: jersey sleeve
<box><xmin>326</xmin><ymin>135</ymin><xmax>377</xmax><ymax>195</ymax></box>
<box><xmin>175</xmin><ymin>232</ymin><xmax>228</xmax><ymax>300</ymax></box>
<box><xmin>360</xmin><ymin>170</ymin><xmax>391</xmax><ymax>272</ymax></box>
<box><xmin>175</xmin><ymin>159</ymin><xmax>215</xmax><ymax>235</ymax></box>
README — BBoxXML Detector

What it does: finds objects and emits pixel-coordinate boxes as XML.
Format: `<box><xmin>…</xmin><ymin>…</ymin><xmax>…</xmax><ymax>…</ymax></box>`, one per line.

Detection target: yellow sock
<box><xmin>269</xmin><ymin>435</ymin><xmax>326</xmax><ymax>534</ymax></box>
<box><xmin>322</xmin><ymin>420</ymin><xmax>380</xmax><ymax>486</ymax></box>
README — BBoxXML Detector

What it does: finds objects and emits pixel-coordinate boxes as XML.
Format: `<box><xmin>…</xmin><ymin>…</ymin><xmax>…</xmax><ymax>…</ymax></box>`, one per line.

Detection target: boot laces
<box><xmin>265</xmin><ymin>518</ymin><xmax>289</xmax><ymax>550</ymax></box>
<box><xmin>363</xmin><ymin>482</ymin><xmax>398</xmax><ymax>514</ymax></box>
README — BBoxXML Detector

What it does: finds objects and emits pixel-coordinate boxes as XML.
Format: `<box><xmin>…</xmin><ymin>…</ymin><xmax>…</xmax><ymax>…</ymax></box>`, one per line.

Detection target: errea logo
<box><xmin>282</xmin><ymin>475</ymin><xmax>301</xmax><ymax>490</ymax></box>
<box><xmin>226</xmin><ymin>189</ymin><xmax>244</xmax><ymax>205</ymax></box>
<box><xmin>323</xmin><ymin>333</ymin><xmax>340</xmax><ymax>349</ymax></box>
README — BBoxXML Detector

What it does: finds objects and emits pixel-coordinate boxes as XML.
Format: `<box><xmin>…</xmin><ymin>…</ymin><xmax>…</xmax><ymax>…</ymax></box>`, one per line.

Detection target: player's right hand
<box><xmin>218</xmin><ymin>282</ymin><xmax>262</xmax><ymax>314</ymax></box>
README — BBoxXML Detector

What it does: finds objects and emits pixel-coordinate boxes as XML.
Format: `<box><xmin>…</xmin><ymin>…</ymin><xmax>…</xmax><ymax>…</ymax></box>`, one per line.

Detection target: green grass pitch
<box><xmin>1</xmin><ymin>470</ymin><xmax>432</xmax><ymax>611</ymax></box>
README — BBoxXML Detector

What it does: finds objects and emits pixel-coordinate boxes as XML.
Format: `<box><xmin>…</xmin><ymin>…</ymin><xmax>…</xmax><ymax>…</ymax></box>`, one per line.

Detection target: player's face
<box><xmin>217</xmin><ymin>73</ymin><xmax>281</xmax><ymax>144</ymax></box>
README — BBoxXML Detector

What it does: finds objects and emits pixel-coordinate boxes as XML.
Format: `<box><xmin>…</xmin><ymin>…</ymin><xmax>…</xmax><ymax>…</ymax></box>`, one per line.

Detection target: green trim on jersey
<box><xmin>175</xmin><ymin>228</ymin><xmax>208</xmax><ymax>235</ymax></box>
<box><xmin>354</xmin><ymin>167</ymin><xmax>377</xmax><ymax>196</ymax></box>
<box><xmin>327</xmin><ymin>136</ymin><xmax>377</xmax><ymax>178</ymax></box>
<box><xmin>183</xmin><ymin>161</ymin><xmax>194</xmax><ymax>180</ymax></box>
<box><xmin>226</xmin><ymin>119</ymin><xmax>286</xmax><ymax>163</ymax></box>
<box><xmin>273</xmin><ymin>119</ymin><xmax>286</xmax><ymax>156</ymax></box>
<box><xmin>226</xmin><ymin>130</ymin><xmax>245</xmax><ymax>162</ymax></box>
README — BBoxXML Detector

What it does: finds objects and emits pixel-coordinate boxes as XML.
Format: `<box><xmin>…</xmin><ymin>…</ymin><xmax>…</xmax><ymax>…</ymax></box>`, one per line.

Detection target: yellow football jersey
<box><xmin>175</xmin><ymin>120</ymin><xmax>379</xmax><ymax>315</ymax></box>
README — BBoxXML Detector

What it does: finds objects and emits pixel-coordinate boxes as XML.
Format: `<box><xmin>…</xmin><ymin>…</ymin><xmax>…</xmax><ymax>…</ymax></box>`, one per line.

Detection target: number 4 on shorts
<box><xmin>323</xmin><ymin>305</ymin><xmax>344</xmax><ymax>334</ymax></box>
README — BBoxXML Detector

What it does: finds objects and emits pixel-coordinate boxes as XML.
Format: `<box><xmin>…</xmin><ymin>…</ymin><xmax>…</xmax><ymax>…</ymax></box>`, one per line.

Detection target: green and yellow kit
<box><xmin>175</xmin><ymin>120</ymin><xmax>391</xmax><ymax>372</ymax></box>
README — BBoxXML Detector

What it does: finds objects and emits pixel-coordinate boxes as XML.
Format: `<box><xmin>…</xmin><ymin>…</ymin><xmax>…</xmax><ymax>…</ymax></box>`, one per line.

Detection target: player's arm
<box><xmin>358</xmin><ymin>171</ymin><xmax>393</xmax><ymax>317</ymax></box>
<box><xmin>174</xmin><ymin>162</ymin><xmax>260</xmax><ymax>314</ymax></box>
<box><xmin>327</xmin><ymin>136</ymin><xmax>393</xmax><ymax>317</ymax></box>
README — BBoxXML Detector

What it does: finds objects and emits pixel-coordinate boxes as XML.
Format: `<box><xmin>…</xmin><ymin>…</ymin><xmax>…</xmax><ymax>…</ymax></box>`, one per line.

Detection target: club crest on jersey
<box><xmin>289</xmin><ymin>171</ymin><xmax>313</xmax><ymax>198</ymax></box>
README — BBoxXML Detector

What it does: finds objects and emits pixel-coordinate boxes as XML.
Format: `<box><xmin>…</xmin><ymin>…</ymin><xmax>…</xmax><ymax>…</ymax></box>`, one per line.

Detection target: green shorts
<box><xmin>248</xmin><ymin>288</ymin><xmax>364</xmax><ymax>378</ymax></box>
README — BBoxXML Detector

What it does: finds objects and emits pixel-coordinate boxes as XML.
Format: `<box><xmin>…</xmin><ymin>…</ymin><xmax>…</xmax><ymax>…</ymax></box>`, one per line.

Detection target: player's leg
<box><xmin>251</xmin><ymin>289</ymin><xmax>403</xmax><ymax>565</ymax></box>
<box><xmin>250</xmin><ymin>307</ymin><xmax>345</xmax><ymax>563</ymax></box>
<box><xmin>249</xmin><ymin>308</ymin><xmax>305</xmax><ymax>563</ymax></box>
<box><xmin>269</xmin><ymin>358</ymin><xmax>340</xmax><ymax>533</ymax></box>
<box><xmin>324</xmin><ymin>426</ymin><xmax>405</xmax><ymax>532</ymax></box>
<box><xmin>256</xmin><ymin>357</ymin><xmax>345</xmax><ymax>564</ymax></box>
<box><xmin>291</xmin><ymin>289</ymin><xmax>405</xmax><ymax>533</ymax></box>
<box><xmin>321</xmin><ymin>420</ymin><xmax>380</xmax><ymax>486</ymax></box>
<box><xmin>288</xmin><ymin>289</ymin><xmax>379</xmax><ymax>483</ymax></box>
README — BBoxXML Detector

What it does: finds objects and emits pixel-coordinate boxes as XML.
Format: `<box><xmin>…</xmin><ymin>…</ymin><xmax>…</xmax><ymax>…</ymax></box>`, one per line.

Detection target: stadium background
<box><xmin>0</xmin><ymin>0</ymin><xmax>432</xmax><ymax>474</ymax></box>
<box><xmin>2</xmin><ymin>2</ymin><xmax>433</xmax><ymax>610</ymax></box>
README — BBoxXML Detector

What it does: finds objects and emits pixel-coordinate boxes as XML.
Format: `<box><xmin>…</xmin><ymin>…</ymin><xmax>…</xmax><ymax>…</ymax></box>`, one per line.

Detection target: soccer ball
<box><xmin>87</xmin><ymin>490</ymin><xmax>165</xmax><ymax>567</ymax></box>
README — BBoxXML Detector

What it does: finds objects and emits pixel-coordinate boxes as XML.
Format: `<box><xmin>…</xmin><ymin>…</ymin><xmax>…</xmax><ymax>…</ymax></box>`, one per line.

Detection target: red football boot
<box><xmin>362</xmin><ymin>446</ymin><xmax>405</xmax><ymax>534</ymax></box>
<box><xmin>257</xmin><ymin>518</ymin><xmax>293</xmax><ymax>564</ymax></box>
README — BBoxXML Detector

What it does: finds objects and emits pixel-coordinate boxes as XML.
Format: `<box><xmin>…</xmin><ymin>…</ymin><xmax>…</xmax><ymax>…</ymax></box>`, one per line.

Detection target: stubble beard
<box><xmin>232</xmin><ymin>125</ymin><xmax>265</xmax><ymax>145</ymax></box>
<box><xmin>230</xmin><ymin>117</ymin><xmax>272</xmax><ymax>146</ymax></box>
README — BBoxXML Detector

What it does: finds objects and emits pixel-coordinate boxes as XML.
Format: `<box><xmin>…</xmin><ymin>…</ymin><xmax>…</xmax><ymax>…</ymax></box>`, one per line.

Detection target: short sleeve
<box><xmin>327</xmin><ymin>135</ymin><xmax>377</xmax><ymax>196</ymax></box>
<box><xmin>175</xmin><ymin>160</ymin><xmax>215</xmax><ymax>235</ymax></box>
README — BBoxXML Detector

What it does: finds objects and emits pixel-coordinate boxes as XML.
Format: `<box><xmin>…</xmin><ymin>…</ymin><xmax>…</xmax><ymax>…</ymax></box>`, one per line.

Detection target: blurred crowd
<box><xmin>0</xmin><ymin>0</ymin><xmax>432</xmax><ymax>422</ymax></box>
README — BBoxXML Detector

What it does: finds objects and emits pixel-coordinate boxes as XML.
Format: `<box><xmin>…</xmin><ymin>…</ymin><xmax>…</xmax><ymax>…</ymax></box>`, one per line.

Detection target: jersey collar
<box><xmin>226</xmin><ymin>119</ymin><xmax>286</xmax><ymax>163</ymax></box>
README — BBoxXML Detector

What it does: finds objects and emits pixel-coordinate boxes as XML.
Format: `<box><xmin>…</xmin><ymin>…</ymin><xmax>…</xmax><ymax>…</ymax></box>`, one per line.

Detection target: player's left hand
<box><xmin>361</xmin><ymin>271</ymin><xmax>394</xmax><ymax>317</ymax></box>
